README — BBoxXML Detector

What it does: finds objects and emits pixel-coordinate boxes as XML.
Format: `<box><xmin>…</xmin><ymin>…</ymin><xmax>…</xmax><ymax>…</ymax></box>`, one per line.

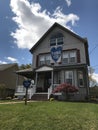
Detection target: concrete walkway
<box><xmin>0</xmin><ymin>100</ymin><xmax>37</xmax><ymax>104</ymax></box>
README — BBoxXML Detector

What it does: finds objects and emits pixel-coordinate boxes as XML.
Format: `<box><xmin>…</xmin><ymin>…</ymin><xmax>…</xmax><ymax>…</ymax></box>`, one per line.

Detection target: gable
<box><xmin>30</xmin><ymin>22</ymin><xmax>86</xmax><ymax>53</ymax></box>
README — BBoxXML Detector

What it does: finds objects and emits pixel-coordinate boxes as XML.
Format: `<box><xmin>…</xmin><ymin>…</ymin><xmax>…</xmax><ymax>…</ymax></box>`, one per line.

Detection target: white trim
<box><xmin>36</xmin><ymin>66</ymin><xmax>53</xmax><ymax>72</ymax></box>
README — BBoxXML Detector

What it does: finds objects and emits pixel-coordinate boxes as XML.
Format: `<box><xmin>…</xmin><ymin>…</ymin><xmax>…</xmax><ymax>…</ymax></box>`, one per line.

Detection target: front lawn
<box><xmin>0</xmin><ymin>101</ymin><xmax>98</xmax><ymax>130</ymax></box>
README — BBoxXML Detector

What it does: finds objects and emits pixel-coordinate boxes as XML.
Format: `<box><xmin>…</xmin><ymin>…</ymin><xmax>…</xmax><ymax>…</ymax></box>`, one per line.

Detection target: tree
<box><xmin>52</xmin><ymin>83</ymin><xmax>78</xmax><ymax>100</ymax></box>
<box><xmin>88</xmin><ymin>66</ymin><xmax>98</xmax><ymax>87</ymax></box>
<box><xmin>89</xmin><ymin>75</ymin><xmax>97</xmax><ymax>87</ymax></box>
<box><xmin>19</xmin><ymin>64</ymin><xmax>31</xmax><ymax>70</ymax></box>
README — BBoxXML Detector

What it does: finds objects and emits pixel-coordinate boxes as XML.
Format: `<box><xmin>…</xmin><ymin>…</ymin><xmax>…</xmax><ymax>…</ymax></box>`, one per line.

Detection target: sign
<box><xmin>23</xmin><ymin>80</ymin><xmax>31</xmax><ymax>88</ymax></box>
<box><xmin>23</xmin><ymin>80</ymin><xmax>31</xmax><ymax>105</ymax></box>
<box><xmin>51</xmin><ymin>46</ymin><xmax>62</xmax><ymax>62</ymax></box>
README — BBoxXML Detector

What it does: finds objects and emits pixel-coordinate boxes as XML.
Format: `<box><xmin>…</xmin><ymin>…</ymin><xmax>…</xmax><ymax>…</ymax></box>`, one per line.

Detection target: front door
<box><xmin>44</xmin><ymin>72</ymin><xmax>51</xmax><ymax>92</ymax></box>
<box><xmin>37</xmin><ymin>72</ymin><xmax>51</xmax><ymax>92</ymax></box>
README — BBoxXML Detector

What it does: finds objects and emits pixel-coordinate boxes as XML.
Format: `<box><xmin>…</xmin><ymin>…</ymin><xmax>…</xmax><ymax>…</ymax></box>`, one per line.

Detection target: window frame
<box><xmin>62</xmin><ymin>50</ymin><xmax>77</xmax><ymax>64</ymax></box>
<box><xmin>78</xmin><ymin>71</ymin><xmax>84</xmax><ymax>87</ymax></box>
<box><xmin>50</xmin><ymin>33</ymin><xmax>64</xmax><ymax>46</ymax></box>
<box><xmin>39</xmin><ymin>54</ymin><xmax>51</xmax><ymax>66</ymax></box>
<box><xmin>65</xmin><ymin>71</ymin><xmax>74</xmax><ymax>85</ymax></box>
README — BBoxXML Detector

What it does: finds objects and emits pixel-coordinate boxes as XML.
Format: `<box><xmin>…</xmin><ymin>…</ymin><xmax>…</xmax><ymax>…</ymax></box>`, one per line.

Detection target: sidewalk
<box><xmin>0</xmin><ymin>100</ymin><xmax>37</xmax><ymax>104</ymax></box>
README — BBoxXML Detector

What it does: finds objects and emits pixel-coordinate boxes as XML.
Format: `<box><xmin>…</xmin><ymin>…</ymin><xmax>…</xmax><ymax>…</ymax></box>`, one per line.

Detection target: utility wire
<box><xmin>89</xmin><ymin>43</ymin><xmax>98</xmax><ymax>55</ymax></box>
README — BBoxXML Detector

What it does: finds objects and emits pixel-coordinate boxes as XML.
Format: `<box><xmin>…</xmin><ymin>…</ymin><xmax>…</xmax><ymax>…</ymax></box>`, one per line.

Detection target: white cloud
<box><xmin>10</xmin><ymin>0</ymin><xmax>79</xmax><ymax>49</ymax></box>
<box><xmin>0</xmin><ymin>60</ymin><xmax>7</xmax><ymax>64</ymax></box>
<box><xmin>65</xmin><ymin>0</ymin><xmax>72</xmax><ymax>7</ymax></box>
<box><xmin>6</xmin><ymin>57</ymin><xmax>18</xmax><ymax>63</ymax></box>
<box><xmin>92</xmin><ymin>73</ymin><xmax>98</xmax><ymax>83</ymax></box>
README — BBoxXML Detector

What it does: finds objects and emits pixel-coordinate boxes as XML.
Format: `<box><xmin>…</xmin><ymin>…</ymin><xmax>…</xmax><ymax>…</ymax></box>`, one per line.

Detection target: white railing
<box><xmin>15</xmin><ymin>84</ymin><xmax>36</xmax><ymax>99</ymax></box>
<box><xmin>28</xmin><ymin>84</ymin><xmax>36</xmax><ymax>99</ymax></box>
<box><xmin>48</xmin><ymin>85</ymin><xmax>53</xmax><ymax>99</ymax></box>
<box><xmin>16</xmin><ymin>85</ymin><xmax>25</xmax><ymax>92</ymax></box>
<box><xmin>48</xmin><ymin>84</ymin><xmax>60</xmax><ymax>99</ymax></box>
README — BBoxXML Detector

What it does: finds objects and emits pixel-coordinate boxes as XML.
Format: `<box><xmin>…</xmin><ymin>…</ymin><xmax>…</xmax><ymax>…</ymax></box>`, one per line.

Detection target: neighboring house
<box><xmin>0</xmin><ymin>63</ymin><xmax>18</xmax><ymax>98</ymax></box>
<box><xmin>17</xmin><ymin>22</ymin><xmax>90</xmax><ymax>101</ymax></box>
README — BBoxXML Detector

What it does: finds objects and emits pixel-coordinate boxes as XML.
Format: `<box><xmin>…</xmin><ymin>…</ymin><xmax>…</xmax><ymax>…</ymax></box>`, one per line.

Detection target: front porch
<box><xmin>15</xmin><ymin>66</ymin><xmax>54</xmax><ymax>100</ymax></box>
<box><xmin>15</xmin><ymin>64</ymin><xmax>89</xmax><ymax>101</ymax></box>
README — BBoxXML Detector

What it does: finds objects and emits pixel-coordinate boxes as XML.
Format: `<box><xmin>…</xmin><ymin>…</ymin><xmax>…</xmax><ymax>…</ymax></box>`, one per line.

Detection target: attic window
<box><xmin>50</xmin><ymin>32</ymin><xmax>64</xmax><ymax>46</ymax></box>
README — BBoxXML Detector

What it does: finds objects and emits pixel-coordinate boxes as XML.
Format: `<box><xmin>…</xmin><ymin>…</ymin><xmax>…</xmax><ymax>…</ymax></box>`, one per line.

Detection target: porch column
<box><xmin>85</xmin><ymin>67</ymin><xmax>89</xmax><ymax>98</ymax></box>
<box><xmin>35</xmin><ymin>72</ymin><xmax>38</xmax><ymax>88</ymax></box>
<box><xmin>16</xmin><ymin>74</ymin><xmax>19</xmax><ymax>92</ymax></box>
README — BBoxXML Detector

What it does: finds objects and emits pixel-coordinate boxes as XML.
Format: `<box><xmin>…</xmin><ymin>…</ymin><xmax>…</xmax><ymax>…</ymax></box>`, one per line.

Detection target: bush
<box><xmin>0</xmin><ymin>84</ymin><xmax>7</xmax><ymax>99</ymax></box>
<box><xmin>52</xmin><ymin>83</ymin><xmax>78</xmax><ymax>100</ymax></box>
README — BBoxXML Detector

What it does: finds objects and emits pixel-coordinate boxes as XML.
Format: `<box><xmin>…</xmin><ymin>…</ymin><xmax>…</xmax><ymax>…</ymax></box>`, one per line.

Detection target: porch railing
<box><xmin>15</xmin><ymin>84</ymin><xmax>36</xmax><ymax>99</ymax></box>
<box><xmin>28</xmin><ymin>84</ymin><xmax>36</xmax><ymax>99</ymax></box>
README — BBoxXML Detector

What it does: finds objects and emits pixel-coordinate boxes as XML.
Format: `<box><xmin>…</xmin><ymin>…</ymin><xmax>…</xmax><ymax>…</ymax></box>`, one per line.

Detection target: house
<box><xmin>16</xmin><ymin>22</ymin><xmax>90</xmax><ymax>101</ymax></box>
<box><xmin>0</xmin><ymin>63</ymin><xmax>18</xmax><ymax>98</ymax></box>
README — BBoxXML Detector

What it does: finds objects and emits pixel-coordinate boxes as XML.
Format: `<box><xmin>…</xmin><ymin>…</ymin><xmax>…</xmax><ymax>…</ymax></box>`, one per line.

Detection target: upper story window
<box><xmin>39</xmin><ymin>54</ymin><xmax>51</xmax><ymax>66</ymax></box>
<box><xmin>50</xmin><ymin>32</ymin><xmax>64</xmax><ymax>46</ymax></box>
<box><xmin>62</xmin><ymin>50</ymin><xmax>77</xmax><ymax>64</ymax></box>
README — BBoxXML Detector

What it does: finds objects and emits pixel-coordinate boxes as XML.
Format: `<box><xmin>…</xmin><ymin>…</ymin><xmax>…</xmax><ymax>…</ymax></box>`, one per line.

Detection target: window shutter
<box><xmin>36</xmin><ymin>55</ymin><xmax>39</xmax><ymax>67</ymax></box>
<box><xmin>77</xmin><ymin>50</ymin><xmax>80</xmax><ymax>63</ymax></box>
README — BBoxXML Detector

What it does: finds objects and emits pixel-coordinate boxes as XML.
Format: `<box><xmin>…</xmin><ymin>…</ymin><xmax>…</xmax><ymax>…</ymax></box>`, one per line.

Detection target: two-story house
<box><xmin>29</xmin><ymin>22</ymin><xmax>90</xmax><ymax>101</ymax></box>
<box><xmin>16</xmin><ymin>22</ymin><xmax>90</xmax><ymax>101</ymax></box>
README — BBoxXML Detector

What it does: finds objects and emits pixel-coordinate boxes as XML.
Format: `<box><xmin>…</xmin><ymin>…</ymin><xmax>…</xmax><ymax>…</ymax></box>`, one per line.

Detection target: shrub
<box><xmin>0</xmin><ymin>84</ymin><xmax>7</xmax><ymax>99</ymax></box>
<box><xmin>52</xmin><ymin>83</ymin><xmax>78</xmax><ymax>100</ymax></box>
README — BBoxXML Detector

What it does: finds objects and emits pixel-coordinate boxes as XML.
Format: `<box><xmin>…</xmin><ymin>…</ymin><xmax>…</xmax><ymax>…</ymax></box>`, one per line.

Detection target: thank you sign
<box><xmin>51</xmin><ymin>46</ymin><xmax>62</xmax><ymax>63</ymax></box>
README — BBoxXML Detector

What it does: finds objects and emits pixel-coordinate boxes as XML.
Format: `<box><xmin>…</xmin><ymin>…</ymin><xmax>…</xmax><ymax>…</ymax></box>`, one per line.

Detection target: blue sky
<box><xmin>0</xmin><ymin>0</ymin><xmax>98</xmax><ymax>80</ymax></box>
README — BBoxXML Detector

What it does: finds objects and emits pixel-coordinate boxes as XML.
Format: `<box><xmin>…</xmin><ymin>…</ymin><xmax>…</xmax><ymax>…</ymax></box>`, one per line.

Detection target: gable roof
<box><xmin>30</xmin><ymin>22</ymin><xmax>90</xmax><ymax>65</ymax></box>
<box><xmin>0</xmin><ymin>63</ymin><xmax>18</xmax><ymax>71</ymax></box>
<box><xmin>30</xmin><ymin>22</ymin><xmax>87</xmax><ymax>53</ymax></box>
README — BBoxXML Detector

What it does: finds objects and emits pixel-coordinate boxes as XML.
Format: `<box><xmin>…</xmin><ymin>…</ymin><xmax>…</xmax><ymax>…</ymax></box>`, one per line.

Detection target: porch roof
<box><xmin>16</xmin><ymin>64</ymin><xmax>87</xmax><ymax>78</ymax></box>
<box><xmin>35</xmin><ymin>65</ymin><xmax>53</xmax><ymax>72</ymax></box>
<box><xmin>16</xmin><ymin>68</ymin><xmax>35</xmax><ymax>79</ymax></box>
<box><xmin>53</xmin><ymin>63</ymin><xmax>88</xmax><ymax>70</ymax></box>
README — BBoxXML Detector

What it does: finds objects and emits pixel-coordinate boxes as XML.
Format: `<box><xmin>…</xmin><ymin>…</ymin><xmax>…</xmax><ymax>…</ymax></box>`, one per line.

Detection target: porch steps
<box><xmin>31</xmin><ymin>93</ymin><xmax>48</xmax><ymax>101</ymax></box>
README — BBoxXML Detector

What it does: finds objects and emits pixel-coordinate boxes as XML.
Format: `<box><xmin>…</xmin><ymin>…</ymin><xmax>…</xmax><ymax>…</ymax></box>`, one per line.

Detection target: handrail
<box><xmin>48</xmin><ymin>85</ymin><xmax>53</xmax><ymax>99</ymax></box>
<box><xmin>28</xmin><ymin>84</ymin><xmax>36</xmax><ymax>99</ymax></box>
<box><xmin>48</xmin><ymin>84</ymin><xmax>60</xmax><ymax>99</ymax></box>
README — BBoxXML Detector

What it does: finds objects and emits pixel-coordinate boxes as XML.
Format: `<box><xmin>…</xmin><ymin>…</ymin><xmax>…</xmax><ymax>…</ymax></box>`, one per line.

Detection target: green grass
<box><xmin>0</xmin><ymin>101</ymin><xmax>98</xmax><ymax>130</ymax></box>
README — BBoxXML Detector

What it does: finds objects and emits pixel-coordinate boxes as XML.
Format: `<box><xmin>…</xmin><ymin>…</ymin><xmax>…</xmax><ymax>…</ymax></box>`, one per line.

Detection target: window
<box><xmin>57</xmin><ymin>37</ymin><xmax>63</xmax><ymax>45</ymax></box>
<box><xmin>50</xmin><ymin>38</ymin><xmax>56</xmax><ymax>46</ymax></box>
<box><xmin>62</xmin><ymin>51</ymin><xmax>76</xmax><ymax>64</ymax></box>
<box><xmin>78</xmin><ymin>71</ymin><xmax>84</xmax><ymax>87</ymax></box>
<box><xmin>39</xmin><ymin>55</ymin><xmax>45</xmax><ymax>66</ymax></box>
<box><xmin>45</xmin><ymin>54</ymin><xmax>51</xmax><ymax>65</ymax></box>
<box><xmin>54</xmin><ymin>71</ymin><xmax>61</xmax><ymax>84</ymax></box>
<box><xmin>39</xmin><ymin>54</ymin><xmax>51</xmax><ymax>66</ymax></box>
<box><xmin>69</xmin><ymin>51</ymin><xmax>76</xmax><ymax>63</ymax></box>
<box><xmin>65</xmin><ymin>71</ymin><xmax>73</xmax><ymax>85</ymax></box>
<box><xmin>62</xmin><ymin>52</ymin><xmax>69</xmax><ymax>64</ymax></box>
<box><xmin>50</xmin><ymin>33</ymin><xmax>64</xmax><ymax>46</ymax></box>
